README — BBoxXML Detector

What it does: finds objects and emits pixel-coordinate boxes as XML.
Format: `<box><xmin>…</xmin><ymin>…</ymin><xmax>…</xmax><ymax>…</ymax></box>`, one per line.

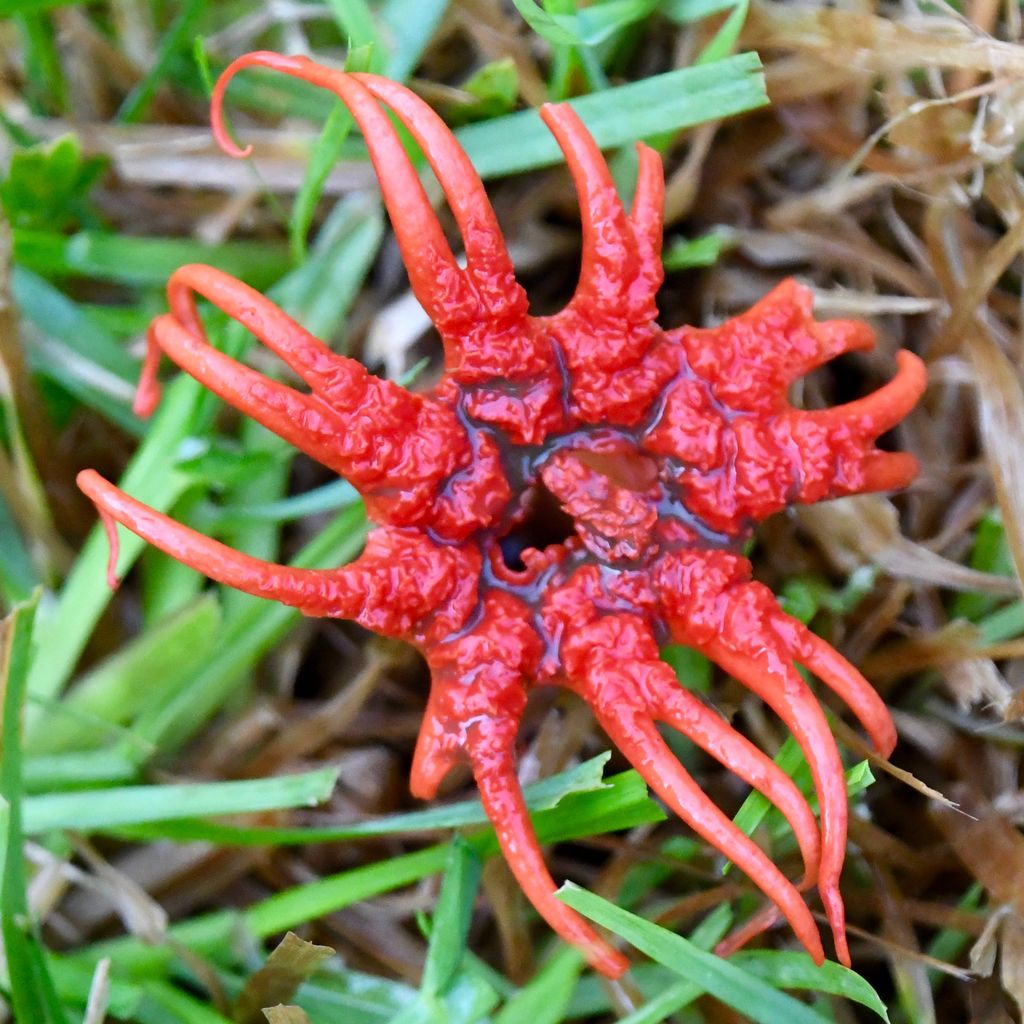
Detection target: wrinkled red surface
<box><xmin>78</xmin><ymin>52</ymin><xmax>927</xmax><ymax>979</ymax></box>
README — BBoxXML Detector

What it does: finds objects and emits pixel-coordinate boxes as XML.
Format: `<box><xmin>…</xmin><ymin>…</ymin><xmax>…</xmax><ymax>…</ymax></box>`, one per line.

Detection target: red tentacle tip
<box><xmin>77</xmin><ymin>470</ymin><xmax>123</xmax><ymax>591</ymax></box>
<box><xmin>132</xmin><ymin>375</ymin><xmax>161</xmax><ymax>419</ymax></box>
<box><xmin>78</xmin><ymin>53</ymin><xmax>926</xmax><ymax>977</ymax></box>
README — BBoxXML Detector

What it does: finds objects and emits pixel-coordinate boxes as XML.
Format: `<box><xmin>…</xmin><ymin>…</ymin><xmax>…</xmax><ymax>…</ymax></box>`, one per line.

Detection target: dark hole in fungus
<box><xmin>500</xmin><ymin>483</ymin><xmax>576</xmax><ymax>571</ymax></box>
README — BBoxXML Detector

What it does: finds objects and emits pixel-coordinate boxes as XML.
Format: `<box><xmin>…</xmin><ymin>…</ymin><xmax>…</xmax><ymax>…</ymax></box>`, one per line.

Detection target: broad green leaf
<box><xmin>0</xmin><ymin>134</ymin><xmax>104</xmax><ymax>232</ymax></box>
<box><xmin>447</xmin><ymin>60</ymin><xmax>520</xmax><ymax>127</ymax></box>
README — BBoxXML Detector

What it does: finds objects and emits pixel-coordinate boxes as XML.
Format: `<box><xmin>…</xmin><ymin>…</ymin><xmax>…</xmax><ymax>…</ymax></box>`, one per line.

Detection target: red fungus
<box><xmin>78</xmin><ymin>52</ymin><xmax>927</xmax><ymax>979</ymax></box>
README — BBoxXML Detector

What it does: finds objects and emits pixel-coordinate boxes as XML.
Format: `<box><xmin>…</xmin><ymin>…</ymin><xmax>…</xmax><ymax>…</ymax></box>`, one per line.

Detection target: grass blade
<box><xmin>379</xmin><ymin>0</ymin><xmax>451</xmax><ymax>82</ymax></box>
<box><xmin>495</xmin><ymin>948</ymin><xmax>583</xmax><ymax>1024</ymax></box>
<box><xmin>1</xmin><ymin>593</ymin><xmax>69</xmax><ymax>1023</ymax></box>
<box><xmin>731</xmin><ymin>951</ymin><xmax>890</xmax><ymax>1021</ymax></box>
<box><xmin>110</xmin><ymin>753</ymin><xmax>616</xmax><ymax>845</ymax></box>
<box><xmin>22</xmin><ymin>766</ymin><xmax>339</xmax><ymax>833</ymax></box>
<box><xmin>421</xmin><ymin>838</ymin><xmax>483</xmax><ymax>998</ymax></box>
<box><xmin>117</xmin><ymin>0</ymin><xmax>208</xmax><ymax>123</ymax></box>
<box><xmin>13</xmin><ymin>229</ymin><xmax>290</xmax><ymax>288</ymax></box>
<box><xmin>556</xmin><ymin>883</ymin><xmax>833</xmax><ymax>1024</ymax></box>
<box><xmin>457</xmin><ymin>52</ymin><xmax>766</xmax><ymax>178</ymax></box>
<box><xmin>289</xmin><ymin>102</ymin><xmax>354</xmax><ymax>262</ymax></box>
<box><xmin>0</xmin><ymin>490</ymin><xmax>38</xmax><ymax>605</ymax></box>
<box><xmin>26</xmin><ymin>594</ymin><xmax>221</xmax><ymax>755</ymax></box>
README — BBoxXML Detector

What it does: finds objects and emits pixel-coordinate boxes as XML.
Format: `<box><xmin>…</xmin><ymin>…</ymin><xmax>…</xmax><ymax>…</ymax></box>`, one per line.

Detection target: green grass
<box><xmin>0</xmin><ymin>1</ymin><xmax>952</xmax><ymax>1022</ymax></box>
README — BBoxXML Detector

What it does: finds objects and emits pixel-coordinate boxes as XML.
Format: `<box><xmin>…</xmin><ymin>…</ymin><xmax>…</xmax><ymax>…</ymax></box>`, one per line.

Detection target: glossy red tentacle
<box><xmin>212</xmin><ymin>52</ymin><xmax>475</xmax><ymax>333</ymax></box>
<box><xmin>698</xmin><ymin>638</ymin><xmax>851</xmax><ymax>966</ymax></box>
<box><xmin>140</xmin><ymin>265</ymin><xmax>477</xmax><ymax>530</ymax></box>
<box><xmin>143</xmin><ymin>313</ymin><xmax>360</xmax><ymax>477</ymax></box>
<box><xmin>809</xmin><ymin>350</ymin><xmax>927</xmax><ymax>438</ymax></box>
<box><xmin>558</xmin><ymin>612</ymin><xmax>824</xmax><ymax>960</ymax></box>
<box><xmin>628</xmin><ymin>143</ymin><xmax>666</xmax><ymax>309</ymax></box>
<box><xmin>585</xmin><ymin>678</ymin><xmax>826</xmax><ymax>964</ymax></box>
<box><xmin>164</xmin><ymin>266</ymin><xmax>374</xmax><ymax>402</ymax></box>
<box><xmin>643</xmin><ymin>669</ymin><xmax>821</xmax><ymax>884</ymax></box>
<box><xmin>468</xmin><ymin>726</ymin><xmax>629</xmax><ymax>978</ymax></box>
<box><xmin>793</xmin><ymin>626</ymin><xmax>897</xmax><ymax>757</ymax></box>
<box><xmin>857</xmin><ymin>450</ymin><xmax>921</xmax><ymax>493</ymax></box>
<box><xmin>353</xmin><ymin>74</ymin><xmax>528</xmax><ymax>326</ymax></box>
<box><xmin>137</xmin><ymin>263</ymin><xmax>406</xmax><ymax>419</ymax></box>
<box><xmin>539</xmin><ymin>104</ymin><xmax>642</xmax><ymax>320</ymax></box>
<box><xmin>77</xmin><ymin>469</ymin><xmax>364</xmax><ymax>616</ymax></box>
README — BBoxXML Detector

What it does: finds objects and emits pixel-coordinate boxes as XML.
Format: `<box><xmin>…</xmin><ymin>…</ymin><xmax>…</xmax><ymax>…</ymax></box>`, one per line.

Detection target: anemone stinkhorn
<box><xmin>78</xmin><ymin>52</ymin><xmax>926</xmax><ymax>978</ymax></box>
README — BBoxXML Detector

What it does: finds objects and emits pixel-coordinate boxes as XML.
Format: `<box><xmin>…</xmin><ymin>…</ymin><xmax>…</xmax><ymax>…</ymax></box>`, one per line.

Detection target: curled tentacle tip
<box><xmin>210</xmin><ymin>52</ymin><xmax>293</xmax><ymax>159</ymax></box>
<box><xmin>134</xmin><ymin>325</ymin><xmax>165</xmax><ymax>417</ymax></box>
<box><xmin>77</xmin><ymin>471</ymin><xmax>123</xmax><ymax>591</ymax></box>
<box><xmin>132</xmin><ymin>379</ymin><xmax>161</xmax><ymax>418</ymax></box>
